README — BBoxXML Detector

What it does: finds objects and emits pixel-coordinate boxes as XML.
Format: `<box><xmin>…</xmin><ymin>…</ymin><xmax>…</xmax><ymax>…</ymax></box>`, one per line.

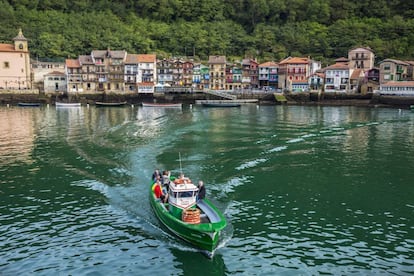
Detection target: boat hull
<box><xmin>95</xmin><ymin>101</ymin><xmax>127</xmax><ymax>107</ymax></box>
<box><xmin>202</xmin><ymin>103</ymin><xmax>241</xmax><ymax>107</ymax></box>
<box><xmin>149</xmin><ymin>186</ymin><xmax>226</xmax><ymax>252</ymax></box>
<box><xmin>56</xmin><ymin>102</ymin><xmax>81</xmax><ymax>107</ymax></box>
<box><xmin>142</xmin><ymin>102</ymin><xmax>182</xmax><ymax>108</ymax></box>
<box><xmin>18</xmin><ymin>102</ymin><xmax>41</xmax><ymax>107</ymax></box>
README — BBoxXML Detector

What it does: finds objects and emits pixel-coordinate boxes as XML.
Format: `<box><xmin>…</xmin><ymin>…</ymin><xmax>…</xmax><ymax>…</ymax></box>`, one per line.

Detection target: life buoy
<box><xmin>182</xmin><ymin>208</ymin><xmax>201</xmax><ymax>224</ymax></box>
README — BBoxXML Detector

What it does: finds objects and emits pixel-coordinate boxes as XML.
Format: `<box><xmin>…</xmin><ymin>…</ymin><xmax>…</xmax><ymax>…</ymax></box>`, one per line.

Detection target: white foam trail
<box><xmin>286</xmin><ymin>138</ymin><xmax>304</xmax><ymax>143</ymax></box>
<box><xmin>267</xmin><ymin>145</ymin><xmax>287</xmax><ymax>153</ymax></box>
<box><xmin>235</xmin><ymin>158</ymin><xmax>267</xmax><ymax>170</ymax></box>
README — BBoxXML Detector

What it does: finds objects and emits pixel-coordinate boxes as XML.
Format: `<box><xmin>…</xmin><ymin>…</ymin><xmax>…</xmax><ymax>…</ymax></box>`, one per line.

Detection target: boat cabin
<box><xmin>168</xmin><ymin>179</ymin><xmax>198</xmax><ymax>218</ymax></box>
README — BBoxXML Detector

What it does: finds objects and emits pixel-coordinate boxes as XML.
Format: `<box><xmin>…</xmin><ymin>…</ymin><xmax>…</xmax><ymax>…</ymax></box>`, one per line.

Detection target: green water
<box><xmin>0</xmin><ymin>104</ymin><xmax>413</xmax><ymax>275</ymax></box>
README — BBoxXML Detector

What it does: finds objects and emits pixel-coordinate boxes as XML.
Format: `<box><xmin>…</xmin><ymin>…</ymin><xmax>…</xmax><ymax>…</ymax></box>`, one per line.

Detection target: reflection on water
<box><xmin>1</xmin><ymin>105</ymin><xmax>414</xmax><ymax>275</ymax></box>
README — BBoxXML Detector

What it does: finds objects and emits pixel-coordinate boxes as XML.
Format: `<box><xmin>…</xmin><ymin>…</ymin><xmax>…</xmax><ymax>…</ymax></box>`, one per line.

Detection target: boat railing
<box><xmin>197</xmin><ymin>200</ymin><xmax>221</xmax><ymax>223</ymax></box>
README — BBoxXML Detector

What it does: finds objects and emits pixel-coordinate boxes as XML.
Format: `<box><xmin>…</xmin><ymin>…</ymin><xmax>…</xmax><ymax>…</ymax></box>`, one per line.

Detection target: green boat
<box><xmin>149</xmin><ymin>174</ymin><xmax>227</xmax><ymax>254</ymax></box>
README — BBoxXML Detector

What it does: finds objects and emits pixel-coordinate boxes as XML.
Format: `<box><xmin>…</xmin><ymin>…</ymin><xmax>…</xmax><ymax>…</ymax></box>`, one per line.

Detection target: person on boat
<box><xmin>153</xmin><ymin>180</ymin><xmax>168</xmax><ymax>203</ymax></box>
<box><xmin>161</xmin><ymin>170</ymin><xmax>171</xmax><ymax>191</ymax></box>
<box><xmin>197</xmin><ymin>180</ymin><xmax>206</xmax><ymax>201</ymax></box>
<box><xmin>152</xmin><ymin>169</ymin><xmax>160</xmax><ymax>182</ymax></box>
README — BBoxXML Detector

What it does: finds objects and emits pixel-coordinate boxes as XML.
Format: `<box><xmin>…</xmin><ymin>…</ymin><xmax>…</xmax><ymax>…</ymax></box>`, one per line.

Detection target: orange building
<box><xmin>0</xmin><ymin>29</ymin><xmax>31</xmax><ymax>89</ymax></box>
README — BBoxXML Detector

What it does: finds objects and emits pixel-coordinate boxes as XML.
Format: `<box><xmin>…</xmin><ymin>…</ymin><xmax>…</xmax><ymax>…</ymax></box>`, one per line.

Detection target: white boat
<box><xmin>142</xmin><ymin>102</ymin><xmax>182</xmax><ymax>108</ymax></box>
<box><xmin>56</xmin><ymin>102</ymin><xmax>81</xmax><ymax>107</ymax></box>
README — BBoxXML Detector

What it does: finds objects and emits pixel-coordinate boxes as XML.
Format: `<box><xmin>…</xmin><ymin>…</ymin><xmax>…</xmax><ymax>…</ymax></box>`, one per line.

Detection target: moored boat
<box><xmin>202</xmin><ymin>102</ymin><xmax>241</xmax><ymax>108</ymax></box>
<box><xmin>142</xmin><ymin>102</ymin><xmax>182</xmax><ymax>108</ymax></box>
<box><xmin>149</xmin><ymin>173</ymin><xmax>227</xmax><ymax>254</ymax></box>
<box><xmin>18</xmin><ymin>102</ymin><xmax>41</xmax><ymax>107</ymax></box>
<box><xmin>56</xmin><ymin>102</ymin><xmax>81</xmax><ymax>107</ymax></box>
<box><xmin>95</xmin><ymin>101</ymin><xmax>127</xmax><ymax>107</ymax></box>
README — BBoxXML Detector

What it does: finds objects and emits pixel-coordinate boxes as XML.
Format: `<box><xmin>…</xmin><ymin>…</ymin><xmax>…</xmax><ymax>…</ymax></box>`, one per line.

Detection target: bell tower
<box><xmin>13</xmin><ymin>28</ymin><xmax>28</xmax><ymax>52</ymax></box>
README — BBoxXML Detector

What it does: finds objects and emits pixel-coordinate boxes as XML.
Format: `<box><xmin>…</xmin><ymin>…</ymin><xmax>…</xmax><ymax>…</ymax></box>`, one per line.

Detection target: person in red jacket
<box><xmin>153</xmin><ymin>180</ymin><xmax>168</xmax><ymax>203</ymax></box>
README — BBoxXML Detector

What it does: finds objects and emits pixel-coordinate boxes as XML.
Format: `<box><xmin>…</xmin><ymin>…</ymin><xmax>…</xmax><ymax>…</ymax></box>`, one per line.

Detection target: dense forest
<box><xmin>1</xmin><ymin>0</ymin><xmax>414</xmax><ymax>65</ymax></box>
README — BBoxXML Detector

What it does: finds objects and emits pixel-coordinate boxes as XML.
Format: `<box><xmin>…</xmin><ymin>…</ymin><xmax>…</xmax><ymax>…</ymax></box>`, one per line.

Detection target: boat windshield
<box><xmin>178</xmin><ymin>191</ymin><xmax>194</xmax><ymax>198</ymax></box>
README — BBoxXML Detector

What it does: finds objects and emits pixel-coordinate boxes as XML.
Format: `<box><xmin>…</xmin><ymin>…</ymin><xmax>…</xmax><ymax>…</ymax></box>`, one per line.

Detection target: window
<box><xmin>4</xmin><ymin>62</ymin><xmax>10</xmax><ymax>68</ymax></box>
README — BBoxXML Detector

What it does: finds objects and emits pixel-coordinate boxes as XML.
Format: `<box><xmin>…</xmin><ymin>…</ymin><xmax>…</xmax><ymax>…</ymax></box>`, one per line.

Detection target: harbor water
<box><xmin>0</xmin><ymin>104</ymin><xmax>413</xmax><ymax>275</ymax></box>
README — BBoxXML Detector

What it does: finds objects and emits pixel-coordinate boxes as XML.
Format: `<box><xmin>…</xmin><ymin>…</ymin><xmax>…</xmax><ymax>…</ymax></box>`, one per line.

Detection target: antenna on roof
<box><xmin>179</xmin><ymin>152</ymin><xmax>183</xmax><ymax>175</ymax></box>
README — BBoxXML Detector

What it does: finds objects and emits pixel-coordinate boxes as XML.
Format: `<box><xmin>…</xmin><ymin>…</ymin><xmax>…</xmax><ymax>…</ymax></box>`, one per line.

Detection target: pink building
<box><xmin>0</xmin><ymin>29</ymin><xmax>31</xmax><ymax>89</ymax></box>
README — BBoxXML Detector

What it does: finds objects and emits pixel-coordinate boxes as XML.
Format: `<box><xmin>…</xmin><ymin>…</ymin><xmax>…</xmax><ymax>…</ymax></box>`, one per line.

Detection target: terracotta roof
<box><xmin>279</xmin><ymin>57</ymin><xmax>309</xmax><ymax>65</ymax></box>
<box><xmin>65</xmin><ymin>59</ymin><xmax>80</xmax><ymax>68</ymax></box>
<box><xmin>208</xmin><ymin>55</ymin><xmax>226</xmax><ymax>64</ymax></box>
<box><xmin>137</xmin><ymin>54</ymin><xmax>156</xmax><ymax>63</ymax></box>
<box><xmin>125</xmin><ymin>54</ymin><xmax>139</xmax><ymax>64</ymax></box>
<box><xmin>0</xmin><ymin>43</ymin><xmax>15</xmax><ymax>52</ymax></box>
<box><xmin>335</xmin><ymin>57</ymin><xmax>349</xmax><ymax>63</ymax></box>
<box><xmin>324</xmin><ymin>62</ymin><xmax>349</xmax><ymax>70</ymax></box>
<box><xmin>381</xmin><ymin>81</ymin><xmax>414</xmax><ymax>87</ymax></box>
<box><xmin>350</xmin><ymin>69</ymin><xmax>364</xmax><ymax>79</ymax></box>
<box><xmin>137</xmin><ymin>82</ymin><xmax>154</xmax><ymax>86</ymax></box>
<box><xmin>259</xmin><ymin>61</ymin><xmax>278</xmax><ymax>67</ymax></box>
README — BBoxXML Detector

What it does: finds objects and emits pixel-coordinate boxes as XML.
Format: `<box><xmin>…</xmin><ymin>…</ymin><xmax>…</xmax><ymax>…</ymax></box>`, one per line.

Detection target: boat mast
<box><xmin>179</xmin><ymin>152</ymin><xmax>183</xmax><ymax>174</ymax></box>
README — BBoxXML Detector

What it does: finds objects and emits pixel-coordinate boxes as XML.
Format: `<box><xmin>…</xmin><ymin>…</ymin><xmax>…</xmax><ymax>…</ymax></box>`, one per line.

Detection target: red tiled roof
<box><xmin>137</xmin><ymin>82</ymin><xmax>154</xmax><ymax>86</ymax></box>
<box><xmin>350</xmin><ymin>69</ymin><xmax>364</xmax><ymax>79</ymax></box>
<box><xmin>382</xmin><ymin>81</ymin><xmax>414</xmax><ymax>87</ymax></box>
<box><xmin>137</xmin><ymin>54</ymin><xmax>156</xmax><ymax>63</ymax></box>
<box><xmin>324</xmin><ymin>62</ymin><xmax>349</xmax><ymax>70</ymax></box>
<box><xmin>65</xmin><ymin>59</ymin><xmax>80</xmax><ymax>68</ymax></box>
<box><xmin>0</xmin><ymin>43</ymin><xmax>16</xmax><ymax>52</ymax></box>
<box><xmin>259</xmin><ymin>61</ymin><xmax>278</xmax><ymax>67</ymax></box>
<box><xmin>279</xmin><ymin>57</ymin><xmax>309</xmax><ymax>65</ymax></box>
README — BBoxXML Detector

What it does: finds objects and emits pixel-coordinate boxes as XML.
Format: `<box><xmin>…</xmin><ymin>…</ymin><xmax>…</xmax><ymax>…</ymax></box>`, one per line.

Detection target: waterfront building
<box><xmin>278</xmin><ymin>57</ymin><xmax>312</xmax><ymax>92</ymax></box>
<box><xmin>137</xmin><ymin>54</ymin><xmax>156</xmax><ymax>93</ymax></box>
<box><xmin>66</xmin><ymin>59</ymin><xmax>82</xmax><ymax>92</ymax></box>
<box><xmin>0</xmin><ymin>29</ymin><xmax>31</xmax><ymax>90</ymax></box>
<box><xmin>172</xmin><ymin>59</ymin><xmax>184</xmax><ymax>86</ymax></box>
<box><xmin>363</xmin><ymin>68</ymin><xmax>380</xmax><ymax>93</ymax></box>
<box><xmin>182</xmin><ymin>60</ymin><xmax>193</xmax><ymax>87</ymax></box>
<box><xmin>208</xmin><ymin>55</ymin><xmax>226</xmax><ymax>90</ymax></box>
<box><xmin>65</xmin><ymin>50</ymin><xmax>156</xmax><ymax>93</ymax></box>
<box><xmin>378</xmin><ymin>59</ymin><xmax>410</xmax><ymax>84</ymax></box>
<box><xmin>79</xmin><ymin>55</ymin><xmax>96</xmax><ymax>92</ymax></box>
<box><xmin>348</xmin><ymin>47</ymin><xmax>375</xmax><ymax>70</ymax></box>
<box><xmin>258</xmin><ymin>61</ymin><xmax>279</xmax><ymax>89</ymax></box>
<box><xmin>31</xmin><ymin>60</ymin><xmax>65</xmax><ymax>91</ymax></box>
<box><xmin>323</xmin><ymin>58</ymin><xmax>352</xmax><ymax>93</ymax></box>
<box><xmin>241</xmin><ymin>58</ymin><xmax>259</xmax><ymax>89</ymax></box>
<box><xmin>308</xmin><ymin>72</ymin><xmax>324</xmax><ymax>91</ymax></box>
<box><xmin>125</xmin><ymin>54</ymin><xmax>139</xmax><ymax>92</ymax></box>
<box><xmin>199</xmin><ymin>64</ymin><xmax>210</xmax><ymax>89</ymax></box>
<box><xmin>44</xmin><ymin>71</ymin><xmax>66</xmax><ymax>93</ymax></box>
<box><xmin>157</xmin><ymin>58</ymin><xmax>174</xmax><ymax>86</ymax></box>
<box><xmin>225</xmin><ymin>65</ymin><xmax>242</xmax><ymax>91</ymax></box>
<box><xmin>376</xmin><ymin>81</ymin><xmax>414</xmax><ymax>96</ymax></box>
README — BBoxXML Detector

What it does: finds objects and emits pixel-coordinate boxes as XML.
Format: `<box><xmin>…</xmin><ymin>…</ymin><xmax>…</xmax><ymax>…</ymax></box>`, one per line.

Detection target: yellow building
<box><xmin>0</xmin><ymin>29</ymin><xmax>31</xmax><ymax>89</ymax></box>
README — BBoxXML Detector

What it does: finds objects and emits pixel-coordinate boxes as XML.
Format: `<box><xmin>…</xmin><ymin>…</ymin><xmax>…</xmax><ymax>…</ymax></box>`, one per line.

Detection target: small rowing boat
<box><xmin>18</xmin><ymin>102</ymin><xmax>41</xmax><ymax>107</ymax></box>
<box><xmin>56</xmin><ymin>102</ymin><xmax>81</xmax><ymax>107</ymax></box>
<box><xmin>202</xmin><ymin>102</ymin><xmax>241</xmax><ymax>107</ymax></box>
<box><xmin>95</xmin><ymin>101</ymin><xmax>127</xmax><ymax>107</ymax></box>
<box><xmin>142</xmin><ymin>102</ymin><xmax>182</xmax><ymax>108</ymax></box>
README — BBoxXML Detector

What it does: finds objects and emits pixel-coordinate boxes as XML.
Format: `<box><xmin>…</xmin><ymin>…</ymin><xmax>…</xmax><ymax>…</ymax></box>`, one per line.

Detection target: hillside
<box><xmin>1</xmin><ymin>0</ymin><xmax>413</xmax><ymax>64</ymax></box>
